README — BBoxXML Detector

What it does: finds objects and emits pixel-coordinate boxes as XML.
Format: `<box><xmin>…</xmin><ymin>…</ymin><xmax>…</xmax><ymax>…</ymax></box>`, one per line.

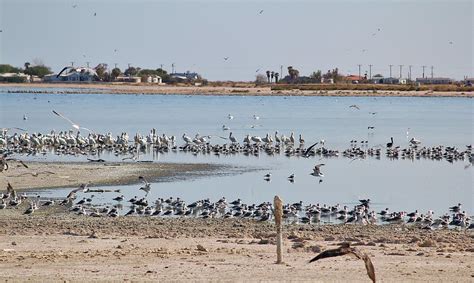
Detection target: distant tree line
<box><xmin>258</xmin><ymin>66</ymin><xmax>346</xmax><ymax>84</ymax></box>
<box><xmin>0</xmin><ymin>63</ymin><xmax>52</xmax><ymax>78</ymax></box>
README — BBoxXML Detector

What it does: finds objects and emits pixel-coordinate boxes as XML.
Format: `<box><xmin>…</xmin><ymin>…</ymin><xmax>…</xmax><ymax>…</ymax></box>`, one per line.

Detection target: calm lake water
<box><xmin>1</xmin><ymin>89</ymin><xmax>473</xmax><ymax>215</ymax></box>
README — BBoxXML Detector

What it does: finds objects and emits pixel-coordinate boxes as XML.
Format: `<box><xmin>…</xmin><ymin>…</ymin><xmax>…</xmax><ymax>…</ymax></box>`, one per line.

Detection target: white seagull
<box><xmin>311</xmin><ymin>164</ymin><xmax>325</xmax><ymax>177</ymax></box>
<box><xmin>138</xmin><ymin>176</ymin><xmax>151</xmax><ymax>196</ymax></box>
<box><xmin>52</xmin><ymin>110</ymin><xmax>92</xmax><ymax>132</ymax></box>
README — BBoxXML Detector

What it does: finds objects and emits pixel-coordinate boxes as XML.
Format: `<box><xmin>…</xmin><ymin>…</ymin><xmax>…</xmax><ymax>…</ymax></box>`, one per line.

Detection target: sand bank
<box><xmin>2</xmin><ymin>82</ymin><xmax>473</xmax><ymax>97</ymax></box>
<box><xmin>0</xmin><ymin>161</ymin><xmax>225</xmax><ymax>191</ymax></box>
<box><xmin>0</xmin><ymin>214</ymin><xmax>472</xmax><ymax>282</ymax></box>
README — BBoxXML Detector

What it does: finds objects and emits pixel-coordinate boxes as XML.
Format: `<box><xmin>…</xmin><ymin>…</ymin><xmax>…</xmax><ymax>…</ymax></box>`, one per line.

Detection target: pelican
<box><xmin>253</xmin><ymin>114</ymin><xmax>260</xmax><ymax>120</ymax></box>
<box><xmin>139</xmin><ymin>176</ymin><xmax>151</xmax><ymax>196</ymax></box>
<box><xmin>227</xmin><ymin>114</ymin><xmax>234</xmax><ymax>120</ymax></box>
<box><xmin>274</xmin><ymin>131</ymin><xmax>281</xmax><ymax>144</ymax></box>
<box><xmin>222</xmin><ymin>125</ymin><xmax>230</xmax><ymax>131</ymax></box>
<box><xmin>386</xmin><ymin>137</ymin><xmax>394</xmax><ymax>148</ymax></box>
<box><xmin>251</xmin><ymin>135</ymin><xmax>262</xmax><ymax>144</ymax></box>
<box><xmin>182</xmin><ymin>133</ymin><xmax>193</xmax><ymax>144</ymax></box>
<box><xmin>262</xmin><ymin>133</ymin><xmax>272</xmax><ymax>144</ymax></box>
<box><xmin>229</xmin><ymin>132</ymin><xmax>237</xmax><ymax>144</ymax></box>
<box><xmin>243</xmin><ymin>134</ymin><xmax>251</xmax><ymax>144</ymax></box>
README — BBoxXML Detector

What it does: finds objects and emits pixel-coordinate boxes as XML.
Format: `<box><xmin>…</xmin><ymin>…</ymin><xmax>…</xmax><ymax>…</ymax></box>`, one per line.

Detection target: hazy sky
<box><xmin>0</xmin><ymin>0</ymin><xmax>472</xmax><ymax>81</ymax></box>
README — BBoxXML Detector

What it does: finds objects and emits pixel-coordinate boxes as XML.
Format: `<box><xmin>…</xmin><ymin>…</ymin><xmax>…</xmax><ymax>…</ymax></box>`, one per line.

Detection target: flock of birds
<box><xmin>1</xmin><ymin>122</ymin><xmax>472</xmax><ymax>168</ymax></box>
<box><xmin>1</xmin><ymin>110</ymin><xmax>472</xmax><ymax>232</ymax></box>
<box><xmin>1</xmin><ymin>181</ymin><xmax>472</xmax><ymax>231</ymax></box>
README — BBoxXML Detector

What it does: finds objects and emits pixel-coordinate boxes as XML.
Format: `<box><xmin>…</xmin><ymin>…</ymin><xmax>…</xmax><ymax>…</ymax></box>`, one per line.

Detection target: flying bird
<box><xmin>302</xmin><ymin>142</ymin><xmax>319</xmax><ymax>158</ymax></box>
<box><xmin>66</xmin><ymin>184</ymin><xmax>89</xmax><ymax>200</ymax></box>
<box><xmin>223</xmin><ymin>57</ymin><xmax>229</xmax><ymax>61</ymax></box>
<box><xmin>255</xmin><ymin>68</ymin><xmax>260</xmax><ymax>73</ymax></box>
<box><xmin>94</xmin><ymin>12</ymin><xmax>97</xmax><ymax>16</ymax></box>
<box><xmin>258</xmin><ymin>10</ymin><xmax>264</xmax><ymax>14</ymax></box>
<box><xmin>52</xmin><ymin>110</ymin><xmax>92</xmax><ymax>132</ymax></box>
<box><xmin>72</xmin><ymin>4</ymin><xmax>78</xmax><ymax>8</ymax></box>
<box><xmin>309</xmin><ymin>242</ymin><xmax>376</xmax><ymax>283</ymax></box>
<box><xmin>311</xmin><ymin>164</ymin><xmax>325</xmax><ymax>177</ymax></box>
<box><xmin>139</xmin><ymin>176</ymin><xmax>151</xmax><ymax>196</ymax></box>
<box><xmin>349</xmin><ymin>105</ymin><xmax>360</xmax><ymax>110</ymax></box>
<box><xmin>449</xmin><ymin>41</ymin><xmax>453</xmax><ymax>45</ymax></box>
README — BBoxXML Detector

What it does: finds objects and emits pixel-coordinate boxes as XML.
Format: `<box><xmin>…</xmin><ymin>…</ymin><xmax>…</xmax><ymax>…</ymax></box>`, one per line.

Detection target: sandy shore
<box><xmin>0</xmin><ymin>212</ymin><xmax>472</xmax><ymax>282</ymax></box>
<box><xmin>2</xmin><ymin>82</ymin><xmax>473</xmax><ymax>97</ymax></box>
<box><xmin>0</xmin><ymin>161</ymin><xmax>225</xmax><ymax>191</ymax></box>
<box><xmin>0</xmin><ymin>161</ymin><xmax>473</xmax><ymax>281</ymax></box>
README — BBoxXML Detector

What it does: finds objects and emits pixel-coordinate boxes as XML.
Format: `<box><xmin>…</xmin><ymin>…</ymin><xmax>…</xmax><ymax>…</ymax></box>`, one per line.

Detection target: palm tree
<box><xmin>275</xmin><ymin>72</ymin><xmax>279</xmax><ymax>83</ymax></box>
<box><xmin>266</xmin><ymin>70</ymin><xmax>271</xmax><ymax>83</ymax></box>
<box><xmin>287</xmin><ymin>66</ymin><xmax>299</xmax><ymax>81</ymax></box>
<box><xmin>24</xmin><ymin>62</ymin><xmax>30</xmax><ymax>70</ymax></box>
<box><xmin>271</xmin><ymin>71</ymin><xmax>275</xmax><ymax>83</ymax></box>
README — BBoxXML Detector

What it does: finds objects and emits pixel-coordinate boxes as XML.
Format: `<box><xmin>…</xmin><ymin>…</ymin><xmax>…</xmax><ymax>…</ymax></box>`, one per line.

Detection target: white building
<box><xmin>170</xmin><ymin>71</ymin><xmax>199</xmax><ymax>80</ymax></box>
<box><xmin>416</xmin><ymin>77</ymin><xmax>454</xmax><ymax>84</ymax></box>
<box><xmin>115</xmin><ymin>76</ymin><xmax>141</xmax><ymax>83</ymax></box>
<box><xmin>145</xmin><ymin>75</ymin><xmax>162</xmax><ymax>84</ymax></box>
<box><xmin>43</xmin><ymin>66</ymin><xmax>97</xmax><ymax>83</ymax></box>
<box><xmin>0</xmin><ymin>72</ymin><xmax>30</xmax><ymax>82</ymax></box>
<box><xmin>382</xmin><ymin>77</ymin><xmax>407</xmax><ymax>84</ymax></box>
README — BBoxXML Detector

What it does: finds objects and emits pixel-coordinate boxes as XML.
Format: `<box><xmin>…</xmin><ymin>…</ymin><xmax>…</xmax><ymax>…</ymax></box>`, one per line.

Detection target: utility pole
<box><xmin>172</xmin><ymin>63</ymin><xmax>175</xmax><ymax>74</ymax></box>
<box><xmin>368</xmin><ymin>64</ymin><xmax>372</xmax><ymax>79</ymax></box>
<box><xmin>71</xmin><ymin>61</ymin><xmax>74</xmax><ymax>67</ymax></box>
<box><xmin>389</xmin><ymin>64</ymin><xmax>393</xmax><ymax>78</ymax></box>
<box><xmin>399</xmin><ymin>65</ymin><xmax>403</xmax><ymax>79</ymax></box>
<box><xmin>358</xmin><ymin>64</ymin><xmax>362</xmax><ymax>78</ymax></box>
<box><xmin>160</xmin><ymin>64</ymin><xmax>163</xmax><ymax>70</ymax></box>
<box><xmin>431</xmin><ymin>66</ymin><xmax>434</xmax><ymax>78</ymax></box>
<box><xmin>408</xmin><ymin>65</ymin><xmax>412</xmax><ymax>80</ymax></box>
<box><xmin>86</xmin><ymin>62</ymin><xmax>90</xmax><ymax>68</ymax></box>
<box><xmin>422</xmin><ymin>65</ymin><xmax>426</xmax><ymax>78</ymax></box>
<box><xmin>280</xmin><ymin>65</ymin><xmax>283</xmax><ymax>77</ymax></box>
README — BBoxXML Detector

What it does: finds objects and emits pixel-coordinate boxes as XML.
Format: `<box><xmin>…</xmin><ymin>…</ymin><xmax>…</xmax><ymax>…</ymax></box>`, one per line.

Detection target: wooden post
<box><xmin>274</xmin><ymin>195</ymin><xmax>283</xmax><ymax>264</ymax></box>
